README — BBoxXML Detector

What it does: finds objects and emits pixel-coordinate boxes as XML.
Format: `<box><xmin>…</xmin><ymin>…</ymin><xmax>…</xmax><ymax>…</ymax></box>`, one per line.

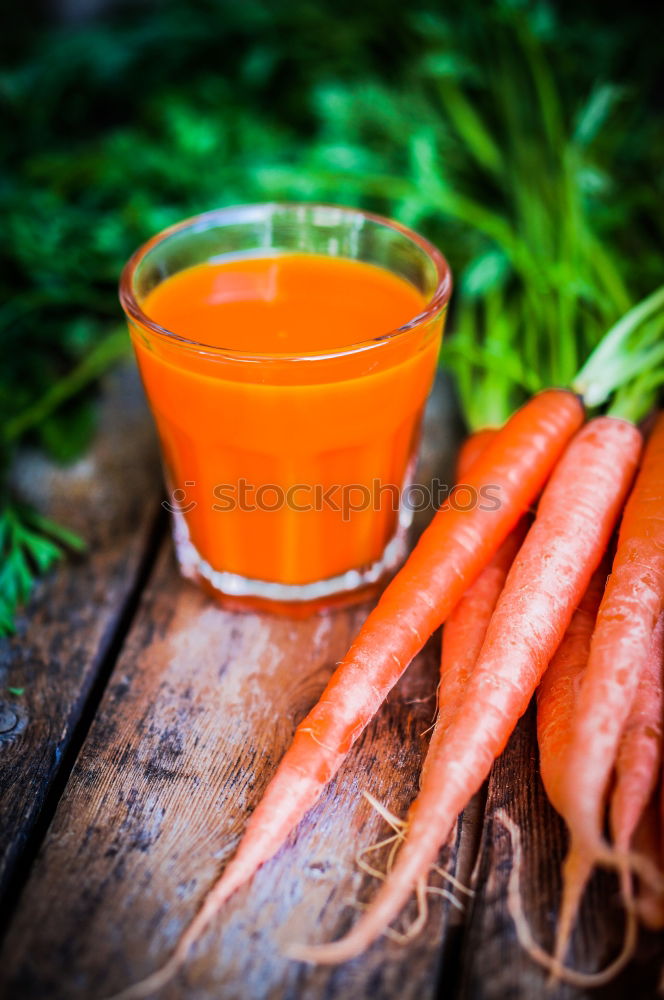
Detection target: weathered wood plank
<box><xmin>455</xmin><ymin>707</ymin><xmax>663</xmax><ymax>1000</ymax></box>
<box><xmin>0</xmin><ymin>366</ymin><xmax>161</xmax><ymax>914</ymax></box>
<box><xmin>0</xmin><ymin>375</ymin><xmax>471</xmax><ymax>999</ymax></box>
<box><xmin>0</xmin><ymin>548</ymin><xmax>471</xmax><ymax>1000</ymax></box>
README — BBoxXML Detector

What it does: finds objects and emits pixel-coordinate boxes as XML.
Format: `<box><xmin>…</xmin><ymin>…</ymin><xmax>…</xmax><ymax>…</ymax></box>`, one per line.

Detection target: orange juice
<box><xmin>121</xmin><ymin>205</ymin><xmax>450</xmax><ymax>606</ymax></box>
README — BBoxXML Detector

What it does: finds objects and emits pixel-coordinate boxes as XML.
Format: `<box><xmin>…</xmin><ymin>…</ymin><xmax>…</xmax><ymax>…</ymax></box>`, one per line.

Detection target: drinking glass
<box><xmin>120</xmin><ymin>203</ymin><xmax>451</xmax><ymax>612</ymax></box>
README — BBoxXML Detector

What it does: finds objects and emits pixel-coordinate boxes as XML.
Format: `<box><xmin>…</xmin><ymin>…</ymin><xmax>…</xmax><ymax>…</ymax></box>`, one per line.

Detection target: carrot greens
<box><xmin>573</xmin><ymin>284</ymin><xmax>664</xmax><ymax>418</ymax></box>
<box><xmin>0</xmin><ymin>503</ymin><xmax>85</xmax><ymax>635</ymax></box>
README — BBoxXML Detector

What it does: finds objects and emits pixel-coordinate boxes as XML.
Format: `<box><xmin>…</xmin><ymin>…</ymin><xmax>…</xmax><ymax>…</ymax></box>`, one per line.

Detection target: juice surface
<box><xmin>143</xmin><ymin>253</ymin><xmax>426</xmax><ymax>355</ymax></box>
<box><xmin>134</xmin><ymin>253</ymin><xmax>443</xmax><ymax>587</ymax></box>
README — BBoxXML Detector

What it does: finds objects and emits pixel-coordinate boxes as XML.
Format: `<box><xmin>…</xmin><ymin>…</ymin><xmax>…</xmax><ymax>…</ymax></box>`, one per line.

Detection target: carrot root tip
<box><xmin>496</xmin><ymin>809</ymin><xmax>637</xmax><ymax>988</ymax></box>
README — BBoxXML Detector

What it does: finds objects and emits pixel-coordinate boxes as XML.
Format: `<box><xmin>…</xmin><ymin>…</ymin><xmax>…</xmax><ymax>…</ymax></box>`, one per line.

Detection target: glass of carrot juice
<box><xmin>120</xmin><ymin>203</ymin><xmax>451</xmax><ymax>611</ymax></box>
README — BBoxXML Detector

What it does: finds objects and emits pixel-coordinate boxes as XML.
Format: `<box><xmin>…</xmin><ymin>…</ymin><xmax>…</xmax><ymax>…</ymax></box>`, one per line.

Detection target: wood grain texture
<box><xmin>0</xmin><ymin>374</ymin><xmax>470</xmax><ymax>999</ymax></box>
<box><xmin>0</xmin><ymin>366</ymin><xmax>161</xmax><ymax>909</ymax></box>
<box><xmin>0</xmin><ymin>548</ymin><xmax>469</xmax><ymax>1000</ymax></box>
<box><xmin>456</xmin><ymin>706</ymin><xmax>664</xmax><ymax>1000</ymax></box>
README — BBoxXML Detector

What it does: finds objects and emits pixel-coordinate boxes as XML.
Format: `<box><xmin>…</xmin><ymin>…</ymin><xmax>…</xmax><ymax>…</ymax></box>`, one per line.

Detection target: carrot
<box><xmin>537</xmin><ymin>565</ymin><xmax>609</xmax><ymax>813</ymax></box>
<box><xmin>205</xmin><ymin>392</ymin><xmax>579</xmax><ymax>897</ymax></box>
<box><xmin>107</xmin><ymin>389</ymin><xmax>584</xmax><ymax>999</ymax></box>
<box><xmin>290</xmin><ymin>416</ymin><xmax>642</xmax><ymax>963</ymax></box>
<box><xmin>536</xmin><ymin>564</ymin><xmax>608</xmax><ymax>974</ymax></box>
<box><xmin>424</xmin><ymin>426</ymin><xmax>528</xmax><ymax>776</ymax></box>
<box><xmin>611</xmin><ymin>611</ymin><xmax>664</xmax><ymax>854</ymax></box>
<box><xmin>497</xmin><ymin>809</ymin><xmax>638</xmax><ymax>989</ymax></box>
<box><xmin>528</xmin><ymin>588</ymin><xmax>662</xmax><ymax>982</ymax></box>
<box><xmin>434</xmin><ymin>522</ymin><xmax>528</xmax><ymax>742</ymax></box>
<box><xmin>559</xmin><ymin>413</ymin><xmax>664</xmax><ymax>870</ymax></box>
<box><xmin>455</xmin><ymin>427</ymin><xmax>498</xmax><ymax>478</ymax></box>
<box><xmin>610</xmin><ymin>612</ymin><xmax>664</xmax><ymax>938</ymax></box>
<box><xmin>434</xmin><ymin>429</ymin><xmax>497</xmax><ymax>722</ymax></box>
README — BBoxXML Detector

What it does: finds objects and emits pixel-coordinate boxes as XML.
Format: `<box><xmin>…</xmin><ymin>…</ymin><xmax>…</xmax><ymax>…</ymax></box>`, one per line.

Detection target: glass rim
<box><xmin>119</xmin><ymin>201</ymin><xmax>452</xmax><ymax>362</ymax></box>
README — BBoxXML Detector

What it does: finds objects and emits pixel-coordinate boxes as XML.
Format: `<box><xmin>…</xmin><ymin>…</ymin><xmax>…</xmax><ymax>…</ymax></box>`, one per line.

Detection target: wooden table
<box><xmin>0</xmin><ymin>368</ymin><xmax>661</xmax><ymax>1000</ymax></box>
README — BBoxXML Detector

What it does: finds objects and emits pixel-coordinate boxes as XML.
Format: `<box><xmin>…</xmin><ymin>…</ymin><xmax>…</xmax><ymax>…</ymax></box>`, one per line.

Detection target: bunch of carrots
<box><xmin>111</xmin><ymin>289</ymin><xmax>664</xmax><ymax>999</ymax></box>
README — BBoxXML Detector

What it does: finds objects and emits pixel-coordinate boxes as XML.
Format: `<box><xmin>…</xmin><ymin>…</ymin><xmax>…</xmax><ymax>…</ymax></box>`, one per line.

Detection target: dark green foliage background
<box><xmin>1</xmin><ymin>0</ymin><xmax>662</xmax><ymax>630</ymax></box>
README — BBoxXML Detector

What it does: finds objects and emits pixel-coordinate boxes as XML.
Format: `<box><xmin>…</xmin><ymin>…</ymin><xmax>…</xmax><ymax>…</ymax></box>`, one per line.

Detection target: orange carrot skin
<box><xmin>537</xmin><ymin>564</ymin><xmax>609</xmax><ymax>813</ymax></box>
<box><xmin>207</xmin><ymin>390</ymin><xmax>583</xmax><ymax>907</ymax></box>
<box><xmin>536</xmin><ymin>564</ymin><xmax>608</xmax><ymax>967</ymax></box>
<box><xmin>303</xmin><ymin>391</ymin><xmax>583</xmax><ymax>767</ymax></box>
<box><xmin>419</xmin><ymin>526</ymin><xmax>529</xmax><ymax>793</ymax></box>
<box><xmin>297</xmin><ymin>416</ymin><xmax>641</xmax><ymax>963</ymax></box>
<box><xmin>611</xmin><ymin>612</ymin><xmax>664</xmax><ymax>852</ymax></box>
<box><xmin>424</xmin><ymin>427</ymin><xmax>528</xmax><ymax>777</ymax></box>
<box><xmin>455</xmin><ymin>427</ymin><xmax>499</xmax><ymax>479</ymax></box>
<box><xmin>437</xmin><ymin>427</ymin><xmax>504</xmax><ymax>737</ymax></box>
<box><xmin>436</xmin><ymin>522</ymin><xmax>528</xmax><ymax>734</ymax></box>
<box><xmin>560</xmin><ymin>413</ymin><xmax>664</xmax><ymax>857</ymax></box>
<box><xmin>537</xmin><ymin>587</ymin><xmax>662</xmax><ymax>971</ymax></box>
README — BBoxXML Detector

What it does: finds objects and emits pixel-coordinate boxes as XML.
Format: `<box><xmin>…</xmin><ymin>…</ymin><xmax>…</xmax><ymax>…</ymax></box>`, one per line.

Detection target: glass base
<box><xmin>170</xmin><ymin>505</ymin><xmax>412</xmax><ymax>612</ymax></box>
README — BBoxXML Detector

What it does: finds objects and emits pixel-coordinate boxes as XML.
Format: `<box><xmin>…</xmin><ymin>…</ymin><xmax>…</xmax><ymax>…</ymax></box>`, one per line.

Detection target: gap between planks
<box><xmin>0</xmin><ymin>365</ymin><xmax>164</xmax><ymax>938</ymax></box>
<box><xmin>0</xmin><ymin>502</ymin><xmax>166</xmax><ymax>945</ymax></box>
<box><xmin>0</xmin><ymin>556</ymin><xmax>478</xmax><ymax>1000</ymax></box>
<box><xmin>0</xmin><ymin>369</ymin><xmax>479</xmax><ymax>999</ymax></box>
